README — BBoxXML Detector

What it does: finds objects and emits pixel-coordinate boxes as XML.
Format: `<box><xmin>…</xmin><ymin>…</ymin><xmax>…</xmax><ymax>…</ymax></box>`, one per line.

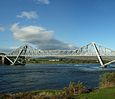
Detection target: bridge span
<box><xmin>0</xmin><ymin>42</ymin><xmax>115</xmax><ymax>67</ymax></box>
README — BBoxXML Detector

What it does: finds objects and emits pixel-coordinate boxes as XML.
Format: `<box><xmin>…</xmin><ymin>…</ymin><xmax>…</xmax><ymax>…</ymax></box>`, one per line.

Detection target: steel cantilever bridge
<box><xmin>1</xmin><ymin>42</ymin><xmax>115</xmax><ymax>67</ymax></box>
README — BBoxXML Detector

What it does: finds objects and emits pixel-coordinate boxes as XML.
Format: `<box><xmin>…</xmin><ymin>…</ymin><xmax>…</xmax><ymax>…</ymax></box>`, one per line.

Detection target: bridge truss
<box><xmin>3</xmin><ymin>42</ymin><xmax>115</xmax><ymax>67</ymax></box>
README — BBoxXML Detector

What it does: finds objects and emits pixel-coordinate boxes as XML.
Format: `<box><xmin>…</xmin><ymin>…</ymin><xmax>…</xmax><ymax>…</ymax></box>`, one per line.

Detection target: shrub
<box><xmin>100</xmin><ymin>72</ymin><xmax>115</xmax><ymax>88</ymax></box>
<box><xmin>63</xmin><ymin>81</ymin><xmax>86</xmax><ymax>95</ymax></box>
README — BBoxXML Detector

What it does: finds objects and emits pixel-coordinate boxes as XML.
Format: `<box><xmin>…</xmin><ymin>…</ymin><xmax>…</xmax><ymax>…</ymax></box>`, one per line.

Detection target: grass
<box><xmin>1</xmin><ymin>87</ymin><xmax>114</xmax><ymax>99</ymax></box>
<box><xmin>100</xmin><ymin>72</ymin><xmax>115</xmax><ymax>88</ymax></box>
<box><xmin>76</xmin><ymin>87</ymin><xmax>115</xmax><ymax>99</ymax></box>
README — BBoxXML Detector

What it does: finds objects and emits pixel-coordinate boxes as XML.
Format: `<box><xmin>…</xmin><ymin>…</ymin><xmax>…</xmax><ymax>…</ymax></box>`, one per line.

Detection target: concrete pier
<box><xmin>0</xmin><ymin>55</ymin><xmax>26</xmax><ymax>65</ymax></box>
<box><xmin>0</xmin><ymin>55</ymin><xmax>13</xmax><ymax>65</ymax></box>
<box><xmin>0</xmin><ymin>55</ymin><xmax>5</xmax><ymax>65</ymax></box>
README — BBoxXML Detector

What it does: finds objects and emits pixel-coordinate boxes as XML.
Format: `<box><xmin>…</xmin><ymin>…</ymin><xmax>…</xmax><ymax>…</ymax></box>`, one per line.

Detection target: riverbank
<box><xmin>77</xmin><ymin>87</ymin><xmax>115</xmax><ymax>99</ymax></box>
<box><xmin>26</xmin><ymin>56</ymin><xmax>112</xmax><ymax>65</ymax></box>
<box><xmin>0</xmin><ymin>85</ymin><xmax>115</xmax><ymax>99</ymax></box>
<box><xmin>26</xmin><ymin>57</ymin><xmax>99</xmax><ymax>64</ymax></box>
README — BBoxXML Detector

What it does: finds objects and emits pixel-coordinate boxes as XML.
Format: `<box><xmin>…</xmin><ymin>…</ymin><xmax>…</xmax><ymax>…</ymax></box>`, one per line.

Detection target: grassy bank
<box><xmin>76</xmin><ymin>87</ymin><xmax>115</xmax><ymax>99</ymax></box>
<box><xmin>0</xmin><ymin>85</ymin><xmax>115</xmax><ymax>99</ymax></box>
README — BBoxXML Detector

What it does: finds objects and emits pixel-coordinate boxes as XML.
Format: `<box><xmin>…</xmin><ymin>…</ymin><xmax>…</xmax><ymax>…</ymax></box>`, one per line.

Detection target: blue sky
<box><xmin>0</xmin><ymin>0</ymin><xmax>115</xmax><ymax>50</ymax></box>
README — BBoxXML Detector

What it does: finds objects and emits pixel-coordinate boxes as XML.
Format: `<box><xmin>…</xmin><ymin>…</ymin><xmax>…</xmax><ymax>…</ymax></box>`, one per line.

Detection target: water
<box><xmin>0</xmin><ymin>64</ymin><xmax>115</xmax><ymax>93</ymax></box>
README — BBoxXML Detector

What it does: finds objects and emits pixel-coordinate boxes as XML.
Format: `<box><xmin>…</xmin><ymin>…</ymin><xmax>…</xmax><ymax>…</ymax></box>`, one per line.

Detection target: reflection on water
<box><xmin>0</xmin><ymin>64</ymin><xmax>115</xmax><ymax>93</ymax></box>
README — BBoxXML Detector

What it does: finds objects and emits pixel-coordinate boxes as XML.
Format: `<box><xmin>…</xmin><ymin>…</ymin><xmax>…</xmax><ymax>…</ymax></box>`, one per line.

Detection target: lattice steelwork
<box><xmin>8</xmin><ymin>42</ymin><xmax>115</xmax><ymax>57</ymax></box>
<box><xmin>1</xmin><ymin>42</ymin><xmax>114</xmax><ymax>67</ymax></box>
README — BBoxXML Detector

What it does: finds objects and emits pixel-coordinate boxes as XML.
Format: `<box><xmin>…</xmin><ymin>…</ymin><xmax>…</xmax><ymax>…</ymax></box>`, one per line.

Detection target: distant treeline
<box><xmin>26</xmin><ymin>57</ymin><xmax>109</xmax><ymax>64</ymax></box>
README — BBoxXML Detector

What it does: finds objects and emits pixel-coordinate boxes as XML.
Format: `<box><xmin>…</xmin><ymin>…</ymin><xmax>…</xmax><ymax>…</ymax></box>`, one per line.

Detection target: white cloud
<box><xmin>11</xmin><ymin>23</ymin><xmax>53</xmax><ymax>42</ymax></box>
<box><xmin>17</xmin><ymin>11</ymin><xmax>38</xmax><ymax>19</ymax></box>
<box><xmin>0</xmin><ymin>26</ymin><xmax>5</xmax><ymax>32</ymax></box>
<box><xmin>10</xmin><ymin>23</ymin><xmax>76</xmax><ymax>50</ymax></box>
<box><xmin>35</xmin><ymin>0</ymin><xmax>50</xmax><ymax>5</ymax></box>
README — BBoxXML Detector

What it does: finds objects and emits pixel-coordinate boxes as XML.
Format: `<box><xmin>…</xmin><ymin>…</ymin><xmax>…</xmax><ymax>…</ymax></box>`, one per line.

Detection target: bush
<box><xmin>63</xmin><ymin>81</ymin><xmax>86</xmax><ymax>95</ymax></box>
<box><xmin>100</xmin><ymin>72</ymin><xmax>115</xmax><ymax>88</ymax></box>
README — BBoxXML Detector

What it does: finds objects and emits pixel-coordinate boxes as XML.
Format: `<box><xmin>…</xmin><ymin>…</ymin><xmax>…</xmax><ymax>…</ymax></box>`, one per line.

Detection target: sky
<box><xmin>0</xmin><ymin>0</ymin><xmax>115</xmax><ymax>50</ymax></box>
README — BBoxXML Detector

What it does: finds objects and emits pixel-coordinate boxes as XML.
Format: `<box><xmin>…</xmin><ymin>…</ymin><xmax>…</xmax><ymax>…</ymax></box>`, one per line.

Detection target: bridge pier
<box><xmin>1</xmin><ymin>56</ymin><xmax>5</xmax><ymax>64</ymax></box>
<box><xmin>0</xmin><ymin>55</ymin><xmax>23</xmax><ymax>65</ymax></box>
<box><xmin>0</xmin><ymin>55</ymin><xmax>12</xmax><ymax>65</ymax></box>
<box><xmin>0</xmin><ymin>55</ymin><xmax>5</xmax><ymax>65</ymax></box>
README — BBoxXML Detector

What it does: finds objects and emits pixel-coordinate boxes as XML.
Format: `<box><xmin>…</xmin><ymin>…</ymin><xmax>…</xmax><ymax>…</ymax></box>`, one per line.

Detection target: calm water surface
<box><xmin>0</xmin><ymin>64</ymin><xmax>115</xmax><ymax>93</ymax></box>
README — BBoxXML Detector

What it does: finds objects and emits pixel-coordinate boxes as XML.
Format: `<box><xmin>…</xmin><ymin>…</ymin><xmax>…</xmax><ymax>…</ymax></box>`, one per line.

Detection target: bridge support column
<box><xmin>92</xmin><ymin>42</ymin><xmax>105</xmax><ymax>67</ymax></box>
<box><xmin>2</xmin><ymin>56</ymin><xmax>5</xmax><ymax>64</ymax></box>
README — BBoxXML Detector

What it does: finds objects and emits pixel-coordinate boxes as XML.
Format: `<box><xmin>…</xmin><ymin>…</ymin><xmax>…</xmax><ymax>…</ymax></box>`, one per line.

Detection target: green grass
<box><xmin>76</xmin><ymin>87</ymin><xmax>115</xmax><ymax>99</ymax></box>
<box><xmin>1</xmin><ymin>86</ymin><xmax>115</xmax><ymax>99</ymax></box>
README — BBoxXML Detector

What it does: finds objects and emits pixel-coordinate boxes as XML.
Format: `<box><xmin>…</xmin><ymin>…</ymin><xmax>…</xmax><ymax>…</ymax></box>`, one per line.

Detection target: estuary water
<box><xmin>0</xmin><ymin>64</ymin><xmax>115</xmax><ymax>93</ymax></box>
